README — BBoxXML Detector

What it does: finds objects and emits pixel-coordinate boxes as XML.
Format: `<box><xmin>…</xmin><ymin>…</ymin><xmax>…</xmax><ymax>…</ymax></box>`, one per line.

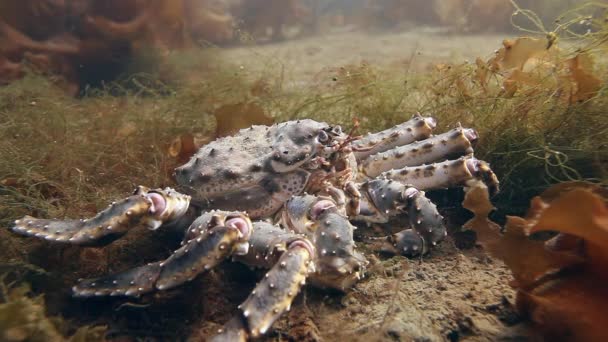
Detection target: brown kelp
<box><xmin>0</xmin><ymin>1</ymin><xmax>606</xmax><ymax>340</ymax></box>
<box><xmin>0</xmin><ymin>277</ymin><xmax>105</xmax><ymax>341</ymax></box>
<box><xmin>463</xmin><ymin>180</ymin><xmax>608</xmax><ymax>341</ymax></box>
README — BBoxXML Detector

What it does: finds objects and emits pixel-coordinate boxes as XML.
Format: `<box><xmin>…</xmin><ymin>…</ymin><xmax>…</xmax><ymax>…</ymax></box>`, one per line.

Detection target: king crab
<box><xmin>10</xmin><ymin>114</ymin><xmax>498</xmax><ymax>341</ymax></box>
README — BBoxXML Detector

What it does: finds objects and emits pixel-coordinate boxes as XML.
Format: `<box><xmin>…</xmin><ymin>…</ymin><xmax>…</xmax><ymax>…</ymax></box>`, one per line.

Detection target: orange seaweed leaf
<box><xmin>501</xmin><ymin>69</ymin><xmax>541</xmax><ymax>97</ymax></box>
<box><xmin>529</xmin><ymin>188</ymin><xmax>608</xmax><ymax>281</ymax></box>
<box><xmin>529</xmin><ymin>189</ymin><xmax>608</xmax><ymax>249</ymax></box>
<box><xmin>464</xmin><ymin>181</ymin><xmax>608</xmax><ymax>341</ymax></box>
<box><xmin>517</xmin><ymin>274</ymin><xmax>608</xmax><ymax>341</ymax></box>
<box><xmin>474</xmin><ymin>57</ymin><xmax>490</xmax><ymax>92</ymax></box>
<box><xmin>168</xmin><ymin>133</ymin><xmax>213</xmax><ymax>163</ymax></box>
<box><xmin>501</xmin><ymin>216</ymin><xmax>581</xmax><ymax>288</ymax></box>
<box><xmin>538</xmin><ymin>181</ymin><xmax>608</xmax><ymax>204</ymax></box>
<box><xmin>563</xmin><ymin>53</ymin><xmax>602</xmax><ymax>104</ymax></box>
<box><xmin>463</xmin><ymin>181</ymin><xmax>582</xmax><ymax>288</ymax></box>
<box><xmin>462</xmin><ymin>181</ymin><xmax>501</xmax><ymax>249</ymax></box>
<box><xmin>213</xmin><ymin>102</ymin><xmax>274</xmax><ymax>138</ymax></box>
<box><xmin>494</xmin><ymin>37</ymin><xmax>552</xmax><ymax>71</ymax></box>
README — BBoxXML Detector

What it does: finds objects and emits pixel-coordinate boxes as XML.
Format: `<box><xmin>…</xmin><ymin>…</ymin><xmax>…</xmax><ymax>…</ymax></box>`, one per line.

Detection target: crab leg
<box><xmin>72</xmin><ymin>211</ymin><xmax>252</xmax><ymax>297</ymax></box>
<box><xmin>239</xmin><ymin>241</ymin><xmax>313</xmax><ymax>338</ymax></box>
<box><xmin>213</xmin><ymin>237</ymin><xmax>315</xmax><ymax>340</ymax></box>
<box><xmin>11</xmin><ymin>187</ymin><xmax>190</xmax><ymax>246</ymax></box>
<box><xmin>282</xmin><ymin>194</ymin><xmax>367</xmax><ymax>290</ymax></box>
<box><xmin>211</xmin><ymin>316</ymin><xmax>248</xmax><ymax>342</ymax></box>
<box><xmin>360</xmin><ymin>126</ymin><xmax>478</xmax><ymax>178</ymax></box>
<box><xmin>380</xmin><ymin>156</ymin><xmax>499</xmax><ymax>196</ymax></box>
<box><xmin>352</xmin><ymin>113</ymin><xmax>436</xmax><ymax>160</ymax></box>
<box><xmin>215</xmin><ymin>194</ymin><xmax>370</xmax><ymax>340</ymax></box>
<box><xmin>232</xmin><ymin>221</ymin><xmax>305</xmax><ymax>268</ymax></box>
<box><xmin>353</xmin><ymin>179</ymin><xmax>446</xmax><ymax>256</ymax></box>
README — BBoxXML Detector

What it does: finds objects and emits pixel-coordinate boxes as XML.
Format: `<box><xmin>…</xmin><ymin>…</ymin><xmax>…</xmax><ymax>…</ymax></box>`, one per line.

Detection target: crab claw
<box><xmin>465</xmin><ymin>158</ymin><xmax>500</xmax><ymax>196</ymax></box>
<box><xmin>11</xmin><ymin>187</ymin><xmax>190</xmax><ymax>246</ymax></box>
<box><xmin>379</xmin><ymin>229</ymin><xmax>425</xmax><ymax>256</ymax></box>
<box><xmin>135</xmin><ymin>186</ymin><xmax>191</xmax><ymax>230</ymax></box>
<box><xmin>354</xmin><ymin>179</ymin><xmax>446</xmax><ymax>256</ymax></box>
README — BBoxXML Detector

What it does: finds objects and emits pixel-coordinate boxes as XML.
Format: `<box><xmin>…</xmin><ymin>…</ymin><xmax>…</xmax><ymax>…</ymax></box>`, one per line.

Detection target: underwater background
<box><xmin>0</xmin><ymin>0</ymin><xmax>607</xmax><ymax>341</ymax></box>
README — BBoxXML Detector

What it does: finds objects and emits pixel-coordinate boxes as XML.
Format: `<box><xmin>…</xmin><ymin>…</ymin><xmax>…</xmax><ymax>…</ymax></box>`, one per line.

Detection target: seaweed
<box><xmin>2</xmin><ymin>8</ymin><xmax>607</xmax><ymax>219</ymax></box>
<box><xmin>0</xmin><ymin>0</ymin><xmax>236</xmax><ymax>94</ymax></box>
<box><xmin>463</xmin><ymin>180</ymin><xmax>608</xmax><ymax>341</ymax></box>
<box><xmin>0</xmin><ymin>277</ymin><xmax>105</xmax><ymax>341</ymax></box>
<box><xmin>0</xmin><ymin>1</ymin><xmax>607</xmax><ymax>340</ymax></box>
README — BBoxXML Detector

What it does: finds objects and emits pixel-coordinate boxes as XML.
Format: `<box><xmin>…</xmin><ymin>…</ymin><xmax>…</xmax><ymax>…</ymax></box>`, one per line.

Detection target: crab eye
<box><xmin>318</xmin><ymin>130</ymin><xmax>329</xmax><ymax>143</ymax></box>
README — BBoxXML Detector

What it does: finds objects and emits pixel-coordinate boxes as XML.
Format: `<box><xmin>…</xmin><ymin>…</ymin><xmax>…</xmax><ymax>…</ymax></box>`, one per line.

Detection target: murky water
<box><xmin>0</xmin><ymin>1</ymin><xmax>605</xmax><ymax>341</ymax></box>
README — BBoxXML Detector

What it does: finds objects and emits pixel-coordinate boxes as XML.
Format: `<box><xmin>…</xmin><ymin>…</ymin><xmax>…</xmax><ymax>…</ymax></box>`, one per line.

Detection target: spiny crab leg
<box><xmin>351</xmin><ymin>113</ymin><xmax>436</xmax><ymax>160</ymax></box>
<box><xmin>238</xmin><ymin>241</ymin><xmax>313</xmax><ymax>338</ymax></box>
<box><xmin>360</xmin><ymin>125</ymin><xmax>478</xmax><ymax>178</ymax></box>
<box><xmin>213</xmin><ymin>231</ymin><xmax>315</xmax><ymax>341</ymax></box>
<box><xmin>231</xmin><ymin>221</ymin><xmax>309</xmax><ymax>269</ymax></box>
<box><xmin>215</xmin><ymin>195</ymin><xmax>368</xmax><ymax>341</ymax></box>
<box><xmin>11</xmin><ymin>186</ymin><xmax>190</xmax><ymax>246</ymax></box>
<box><xmin>73</xmin><ymin>211</ymin><xmax>253</xmax><ymax>297</ymax></box>
<box><xmin>354</xmin><ymin>179</ymin><xmax>446</xmax><ymax>255</ymax></box>
<box><xmin>380</xmin><ymin>156</ymin><xmax>500</xmax><ymax>196</ymax></box>
<box><xmin>282</xmin><ymin>194</ymin><xmax>368</xmax><ymax>290</ymax></box>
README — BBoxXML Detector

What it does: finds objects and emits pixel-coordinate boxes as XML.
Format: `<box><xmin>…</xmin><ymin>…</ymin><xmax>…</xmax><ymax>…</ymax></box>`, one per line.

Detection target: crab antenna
<box><xmin>337</xmin><ymin>117</ymin><xmax>364</xmax><ymax>152</ymax></box>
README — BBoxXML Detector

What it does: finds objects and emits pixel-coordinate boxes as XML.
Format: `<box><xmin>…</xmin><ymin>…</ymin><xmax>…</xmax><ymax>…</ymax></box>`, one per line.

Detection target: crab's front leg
<box><xmin>212</xmin><ymin>222</ymin><xmax>316</xmax><ymax>341</ymax></box>
<box><xmin>214</xmin><ymin>194</ymin><xmax>367</xmax><ymax>340</ymax></box>
<box><xmin>11</xmin><ymin>186</ymin><xmax>191</xmax><ymax>246</ymax></box>
<box><xmin>353</xmin><ymin>179</ymin><xmax>446</xmax><ymax>256</ymax></box>
<box><xmin>72</xmin><ymin>211</ymin><xmax>252</xmax><ymax>297</ymax></box>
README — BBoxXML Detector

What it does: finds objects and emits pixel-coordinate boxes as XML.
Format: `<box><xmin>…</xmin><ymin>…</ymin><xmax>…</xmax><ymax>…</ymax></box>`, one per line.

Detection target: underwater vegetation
<box><xmin>464</xmin><ymin>180</ymin><xmax>608</xmax><ymax>341</ymax></box>
<box><xmin>1</xmin><ymin>0</ymin><xmax>599</xmax><ymax>94</ymax></box>
<box><xmin>0</xmin><ymin>0</ymin><xmax>234</xmax><ymax>93</ymax></box>
<box><xmin>0</xmin><ymin>0</ymin><xmax>607</xmax><ymax>341</ymax></box>
<box><xmin>0</xmin><ymin>277</ymin><xmax>105</xmax><ymax>341</ymax></box>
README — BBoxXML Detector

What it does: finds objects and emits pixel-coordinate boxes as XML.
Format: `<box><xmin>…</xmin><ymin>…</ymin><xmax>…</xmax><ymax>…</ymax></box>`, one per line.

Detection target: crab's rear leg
<box><xmin>73</xmin><ymin>211</ymin><xmax>252</xmax><ymax>297</ymax></box>
<box><xmin>351</xmin><ymin>113</ymin><xmax>436</xmax><ymax>160</ymax></box>
<box><xmin>11</xmin><ymin>187</ymin><xmax>191</xmax><ymax>246</ymax></box>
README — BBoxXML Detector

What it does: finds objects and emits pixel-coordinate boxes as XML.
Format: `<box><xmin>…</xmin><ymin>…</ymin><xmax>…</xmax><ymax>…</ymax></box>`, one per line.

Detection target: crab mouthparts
<box><xmin>147</xmin><ymin>192</ymin><xmax>167</xmax><ymax>216</ymax></box>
